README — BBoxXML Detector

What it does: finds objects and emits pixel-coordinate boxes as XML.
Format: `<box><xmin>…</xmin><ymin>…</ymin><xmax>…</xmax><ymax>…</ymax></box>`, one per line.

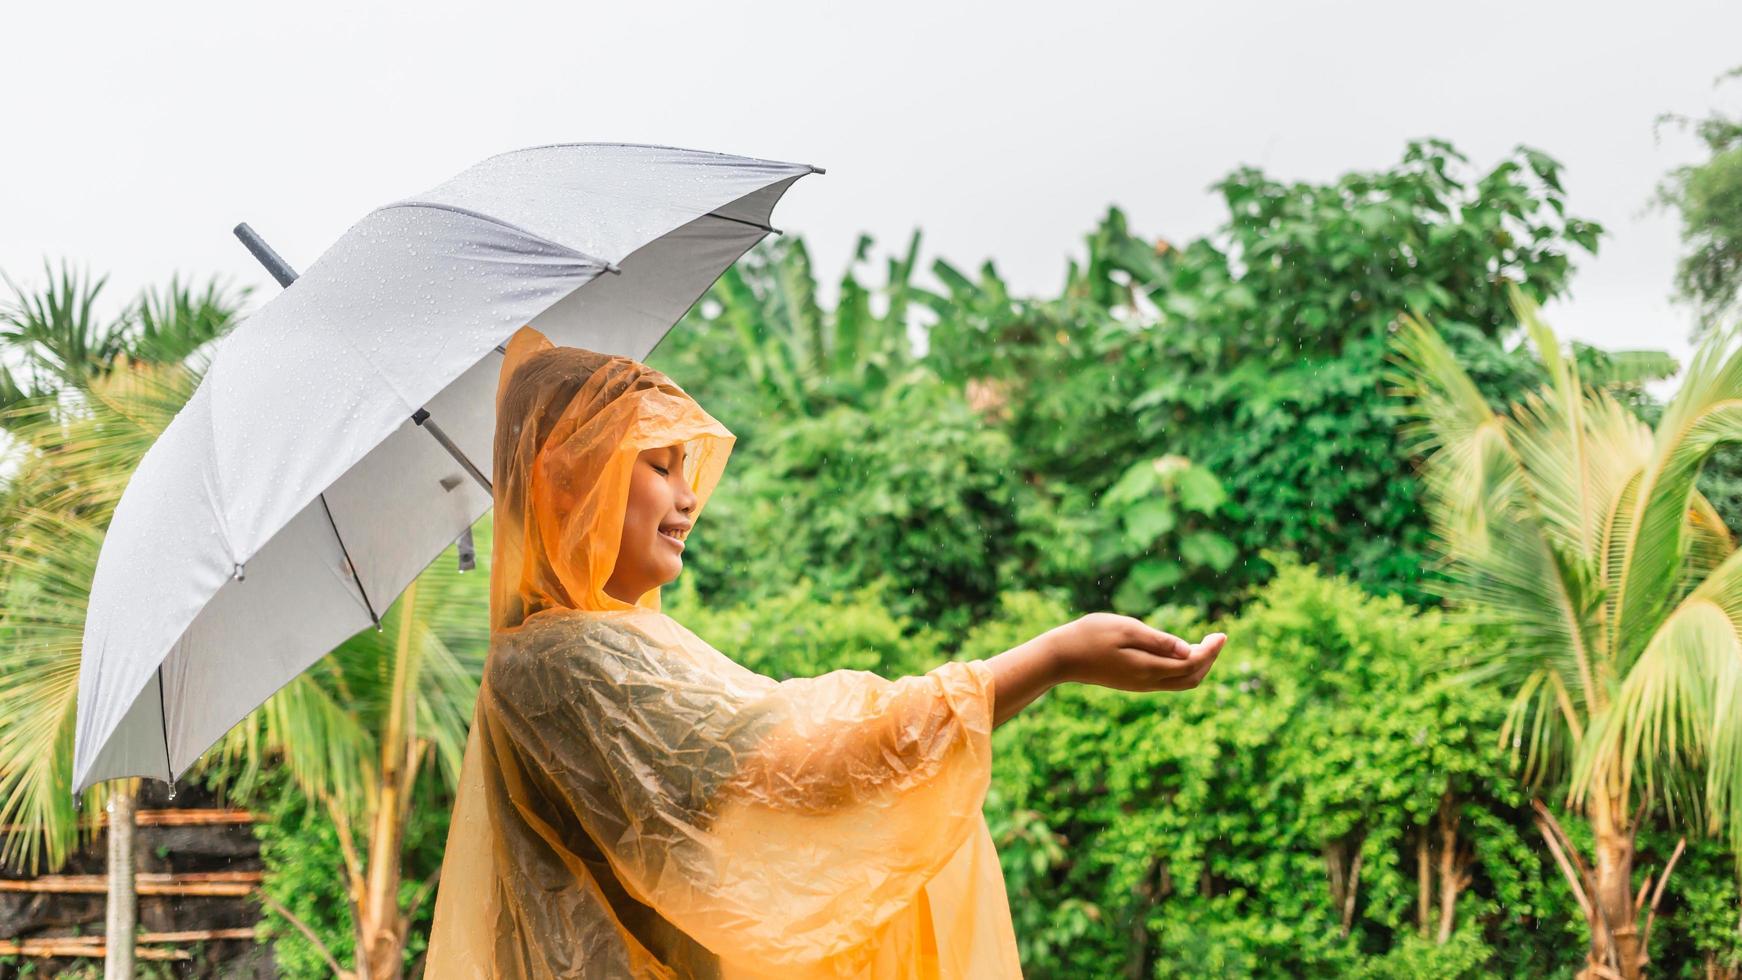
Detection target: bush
<box><xmin>980</xmin><ymin>556</ymin><xmax>1582</xmax><ymax>977</ymax></box>
<box><xmin>676</xmin><ymin>370</ymin><xmax>1076</xmax><ymax>638</ymax></box>
<box><xmin>250</xmin><ymin>767</ymin><xmax>451</xmax><ymax>978</ymax></box>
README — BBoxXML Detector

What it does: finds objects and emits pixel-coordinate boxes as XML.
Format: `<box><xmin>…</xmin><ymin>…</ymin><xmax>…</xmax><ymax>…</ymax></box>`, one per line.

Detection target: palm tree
<box><xmin>0</xmin><ymin>355</ymin><xmax>205</xmax><ymax>978</ymax></box>
<box><xmin>238</xmin><ymin>519</ymin><xmax>488</xmax><ymax>979</ymax></box>
<box><xmin>1388</xmin><ymin>285</ymin><xmax>1742</xmax><ymax>979</ymax></box>
<box><xmin>0</xmin><ymin>260</ymin><xmax>248</xmax><ymax>416</ymax></box>
<box><xmin>0</xmin><ymin>262</ymin><xmax>483</xmax><ymax>977</ymax></box>
<box><xmin>1</xmin><ymin>259</ymin><xmax>248</xmax><ymax>978</ymax></box>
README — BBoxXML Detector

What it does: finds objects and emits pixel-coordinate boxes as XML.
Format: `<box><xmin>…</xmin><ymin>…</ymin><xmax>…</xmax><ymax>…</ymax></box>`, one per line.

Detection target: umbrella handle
<box><xmin>233</xmin><ymin>222</ymin><xmax>299</xmax><ymax>287</ymax></box>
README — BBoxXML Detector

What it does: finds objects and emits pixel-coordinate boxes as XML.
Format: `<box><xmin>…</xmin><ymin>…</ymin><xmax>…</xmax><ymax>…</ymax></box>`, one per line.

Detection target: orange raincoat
<box><xmin>425</xmin><ymin>324</ymin><xmax>1023</xmax><ymax>978</ymax></box>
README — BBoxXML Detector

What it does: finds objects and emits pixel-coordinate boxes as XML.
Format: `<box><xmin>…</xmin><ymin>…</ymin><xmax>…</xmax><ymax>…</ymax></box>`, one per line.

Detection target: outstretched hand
<box><xmin>1043</xmin><ymin>612</ymin><xmax>1225</xmax><ymax>692</ymax></box>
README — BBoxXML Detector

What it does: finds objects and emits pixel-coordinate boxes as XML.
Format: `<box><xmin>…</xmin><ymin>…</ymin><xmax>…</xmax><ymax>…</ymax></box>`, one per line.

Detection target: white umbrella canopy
<box><xmin>72</xmin><ymin>143</ymin><xmax>822</xmax><ymax>795</ymax></box>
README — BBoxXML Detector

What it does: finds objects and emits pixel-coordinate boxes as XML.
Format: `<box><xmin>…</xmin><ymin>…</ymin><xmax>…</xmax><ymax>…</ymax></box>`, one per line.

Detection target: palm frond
<box><xmin>125</xmin><ymin>274</ymin><xmax>249</xmax><ymax>369</ymax></box>
<box><xmin>403</xmin><ymin>520</ymin><xmax>488</xmax><ymax>791</ymax></box>
<box><xmin>1491</xmin><ymin>667</ymin><xmax>1579</xmax><ymax>790</ymax></box>
<box><xmin>1506</xmin><ymin>288</ymin><xmax>1654</xmax><ymax>568</ymax></box>
<box><xmin>253</xmin><ymin>663</ymin><xmax>377</xmax><ymax>817</ymax></box>
<box><xmin>1610</xmin><ymin>328</ymin><xmax>1742</xmax><ymax>670</ymax></box>
<box><xmin>0</xmin><ymin>504</ymin><xmax>105</xmax><ymax>871</ymax></box>
<box><xmin>1681</xmin><ymin>490</ymin><xmax>1734</xmax><ymax>593</ymax></box>
<box><xmin>1578</xmin><ymin>544</ymin><xmax>1742</xmax><ymax>855</ymax></box>
<box><xmin>0</xmin><ymin>357</ymin><xmax>190</xmax><ymax>871</ymax></box>
<box><xmin>1389</xmin><ymin>312</ymin><xmax>1601</xmax><ymax>727</ymax></box>
<box><xmin>413</xmin><ymin>630</ymin><xmax>479</xmax><ymax>791</ymax></box>
<box><xmin>0</xmin><ymin>259</ymin><xmax>130</xmax><ymax>390</ymax></box>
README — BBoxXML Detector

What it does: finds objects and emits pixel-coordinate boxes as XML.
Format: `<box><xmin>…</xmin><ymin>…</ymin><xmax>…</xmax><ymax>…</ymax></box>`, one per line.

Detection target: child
<box><xmin>425</xmin><ymin>325</ymin><xmax>1225</xmax><ymax>978</ymax></box>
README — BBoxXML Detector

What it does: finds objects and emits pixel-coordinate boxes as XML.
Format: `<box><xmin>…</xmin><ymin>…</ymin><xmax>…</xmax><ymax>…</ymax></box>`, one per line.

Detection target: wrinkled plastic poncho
<box><xmin>425</xmin><ymin>325</ymin><xmax>1022</xmax><ymax>978</ymax></box>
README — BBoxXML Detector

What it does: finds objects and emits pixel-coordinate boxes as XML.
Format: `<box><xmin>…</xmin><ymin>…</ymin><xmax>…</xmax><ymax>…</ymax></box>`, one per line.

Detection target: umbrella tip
<box><xmin>809</xmin><ymin>165</ymin><xmax>827</xmax><ymax>175</ymax></box>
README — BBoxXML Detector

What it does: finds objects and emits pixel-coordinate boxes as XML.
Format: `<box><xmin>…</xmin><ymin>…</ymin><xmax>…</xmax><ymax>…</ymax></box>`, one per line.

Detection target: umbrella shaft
<box><xmin>413</xmin><ymin>409</ymin><xmax>492</xmax><ymax>494</ymax></box>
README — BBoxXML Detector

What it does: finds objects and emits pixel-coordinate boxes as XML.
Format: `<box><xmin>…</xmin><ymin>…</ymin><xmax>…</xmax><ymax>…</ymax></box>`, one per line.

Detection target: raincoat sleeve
<box><xmin>484</xmin><ymin>613</ymin><xmax>998</xmax><ymax>967</ymax></box>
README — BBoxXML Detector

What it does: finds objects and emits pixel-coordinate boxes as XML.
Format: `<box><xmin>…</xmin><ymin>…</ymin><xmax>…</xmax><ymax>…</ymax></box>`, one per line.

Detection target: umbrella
<box><xmin>72</xmin><ymin>142</ymin><xmax>823</xmax><ymax>796</ymax></box>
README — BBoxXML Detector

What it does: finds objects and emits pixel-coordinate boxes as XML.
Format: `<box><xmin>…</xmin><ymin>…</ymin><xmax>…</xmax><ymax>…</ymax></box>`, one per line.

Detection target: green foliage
<box><xmin>1098</xmin><ymin>454</ymin><xmax>1236</xmax><ymax>615</ymax></box>
<box><xmin>251</xmin><ymin>769</ymin><xmax>355</xmax><ymax>978</ymax></box>
<box><xmin>669</xmin><ymin>368</ymin><xmax>1078</xmax><ymax>638</ymax></box>
<box><xmin>663</xmin><ymin>574</ymin><xmax>947</xmax><ymax>680</ymax></box>
<box><xmin>1652</xmin><ymin>837</ymin><xmax>1742</xmax><ymax>975</ymax></box>
<box><xmin>0</xmin><ymin>259</ymin><xmax>250</xmax><ymax>418</ymax></box>
<box><xmin>1345</xmin><ymin>930</ymin><xmax>1494</xmax><ymax>979</ymax></box>
<box><xmin>250</xmin><ymin>766</ymin><xmax>452</xmax><ymax>978</ymax></box>
<box><xmin>667</xmin><ymin>139</ymin><xmax>1616</xmax><ymax>620</ymax></box>
<box><xmin>980</xmin><ymin>558</ymin><xmax>1581</xmax><ymax>977</ymax></box>
<box><xmin>1110</xmin><ymin>141</ymin><xmax>1599</xmax><ymax>606</ymax></box>
<box><xmin>918</xmin><ymin>143</ymin><xmax>1596</xmax><ymax>609</ymax></box>
<box><xmin>1657</xmin><ymin>66</ymin><xmax>1742</xmax><ymax>342</ymax></box>
<box><xmin>651</xmin><ymin>233</ymin><xmax>926</xmax><ymax>431</ymax></box>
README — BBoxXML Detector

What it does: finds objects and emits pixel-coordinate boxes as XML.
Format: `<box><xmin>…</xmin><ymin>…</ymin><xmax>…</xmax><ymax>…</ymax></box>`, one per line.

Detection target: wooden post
<box><xmin>104</xmin><ymin>781</ymin><xmax>138</xmax><ymax>979</ymax></box>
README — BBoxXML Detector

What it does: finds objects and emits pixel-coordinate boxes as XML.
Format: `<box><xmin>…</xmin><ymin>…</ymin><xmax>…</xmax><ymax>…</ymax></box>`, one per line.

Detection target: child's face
<box><xmin>604</xmin><ymin>443</ymin><xmax>697</xmax><ymax>603</ymax></box>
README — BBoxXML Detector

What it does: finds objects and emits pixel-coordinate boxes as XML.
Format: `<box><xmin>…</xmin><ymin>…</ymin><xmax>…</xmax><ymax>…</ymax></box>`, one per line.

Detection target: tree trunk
<box><xmin>359</xmin><ymin>795</ymin><xmax>406</xmax><ymax>980</ymax></box>
<box><xmin>105</xmin><ymin>780</ymin><xmax>138</xmax><ymax>979</ymax></box>
<box><xmin>1588</xmin><ymin>786</ymin><xmax>1640</xmax><ymax>979</ymax></box>
<box><xmin>1323</xmin><ymin>834</ymin><xmax>1364</xmax><ymax>937</ymax></box>
<box><xmin>1122</xmin><ymin>859</ymin><xmax>1163</xmax><ymax>980</ymax></box>
<box><xmin>1416</xmin><ymin>824</ymin><xmax>1432</xmax><ymax>938</ymax></box>
<box><xmin>1437</xmin><ymin>792</ymin><xmax>1470</xmax><ymax>944</ymax></box>
<box><xmin>357</xmin><ymin>579</ymin><xmax>423</xmax><ymax>980</ymax></box>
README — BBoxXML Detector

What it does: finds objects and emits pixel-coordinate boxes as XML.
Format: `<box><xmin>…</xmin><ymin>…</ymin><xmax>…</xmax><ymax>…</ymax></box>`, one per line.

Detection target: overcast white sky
<box><xmin>3</xmin><ymin>0</ymin><xmax>1739</xmax><ymax>384</ymax></box>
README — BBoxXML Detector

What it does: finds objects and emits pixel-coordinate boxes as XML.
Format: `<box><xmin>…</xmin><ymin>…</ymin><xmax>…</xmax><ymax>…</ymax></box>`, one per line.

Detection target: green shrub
<box><xmin>249</xmin><ymin>767</ymin><xmax>450</xmax><ymax>978</ymax></box>
<box><xmin>676</xmin><ymin>371</ymin><xmax>1074</xmax><ymax>638</ymax></box>
<box><xmin>665</xmin><ymin>573</ymin><xmax>948</xmax><ymax>679</ymax></box>
<box><xmin>980</xmin><ymin>556</ymin><xmax>1581</xmax><ymax>977</ymax></box>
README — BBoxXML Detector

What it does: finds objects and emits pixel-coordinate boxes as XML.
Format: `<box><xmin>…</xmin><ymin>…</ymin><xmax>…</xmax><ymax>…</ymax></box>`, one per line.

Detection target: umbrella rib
<box><xmin>412</xmin><ymin>409</ymin><xmax>493</xmax><ymax>495</ymax></box>
<box><xmin>157</xmin><ymin>665</ymin><xmax>174</xmax><ymax>785</ymax></box>
<box><xmin>233</xmin><ymin>224</ymin><xmax>499</xmax><ymax>587</ymax></box>
<box><xmin>318</xmin><ymin>492</ymin><xmax>380</xmax><ymax>630</ymax></box>
<box><xmin>705</xmin><ymin>212</ymin><xmax>782</xmax><ymax>236</ymax></box>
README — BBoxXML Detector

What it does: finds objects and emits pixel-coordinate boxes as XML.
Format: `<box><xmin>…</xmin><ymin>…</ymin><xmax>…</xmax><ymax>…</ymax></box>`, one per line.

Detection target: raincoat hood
<box><xmin>491</xmin><ymin>323</ymin><xmax>734</xmax><ymax>625</ymax></box>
